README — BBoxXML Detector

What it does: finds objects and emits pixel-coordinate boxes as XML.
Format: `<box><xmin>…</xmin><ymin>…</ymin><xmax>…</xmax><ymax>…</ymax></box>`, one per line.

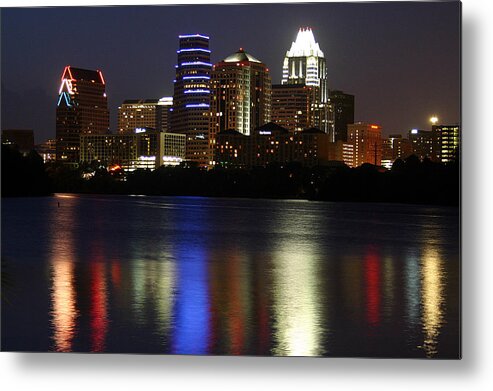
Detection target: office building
<box><xmin>56</xmin><ymin>66</ymin><xmax>109</xmax><ymax>165</ymax></box>
<box><xmin>329</xmin><ymin>90</ymin><xmax>355</xmax><ymax>142</ymax></box>
<box><xmin>209</xmin><ymin>48</ymin><xmax>271</xmax><ymax>165</ymax></box>
<box><xmin>281</xmin><ymin>27</ymin><xmax>331</xmax><ymax>136</ymax></box>
<box><xmin>432</xmin><ymin>124</ymin><xmax>460</xmax><ymax>163</ymax></box>
<box><xmin>80</xmin><ymin>128</ymin><xmax>186</xmax><ymax>171</ymax></box>
<box><xmin>347</xmin><ymin>122</ymin><xmax>383</xmax><ymax>167</ymax></box>
<box><xmin>170</xmin><ymin>34</ymin><xmax>212</xmax><ymax>168</ymax></box>
<box><xmin>408</xmin><ymin>128</ymin><xmax>433</xmax><ymax>161</ymax></box>
<box><xmin>118</xmin><ymin>97</ymin><xmax>173</xmax><ymax>133</ymax></box>
<box><xmin>271</xmin><ymin>84</ymin><xmax>315</xmax><ymax>133</ymax></box>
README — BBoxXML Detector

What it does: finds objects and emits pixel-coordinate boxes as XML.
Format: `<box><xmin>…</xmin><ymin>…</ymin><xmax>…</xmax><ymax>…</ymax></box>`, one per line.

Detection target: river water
<box><xmin>1</xmin><ymin>194</ymin><xmax>460</xmax><ymax>357</ymax></box>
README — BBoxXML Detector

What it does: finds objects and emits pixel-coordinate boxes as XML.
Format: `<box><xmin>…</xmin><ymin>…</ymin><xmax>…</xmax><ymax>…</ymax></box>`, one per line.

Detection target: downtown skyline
<box><xmin>1</xmin><ymin>2</ymin><xmax>460</xmax><ymax>143</ymax></box>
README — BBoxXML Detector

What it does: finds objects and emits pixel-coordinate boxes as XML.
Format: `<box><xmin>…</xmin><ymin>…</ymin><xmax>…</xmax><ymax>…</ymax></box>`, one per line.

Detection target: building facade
<box><xmin>170</xmin><ymin>34</ymin><xmax>212</xmax><ymax>168</ymax></box>
<box><xmin>56</xmin><ymin>66</ymin><xmax>109</xmax><ymax>165</ymax></box>
<box><xmin>281</xmin><ymin>27</ymin><xmax>331</xmax><ymax>137</ymax></box>
<box><xmin>347</xmin><ymin>122</ymin><xmax>383</xmax><ymax>167</ymax></box>
<box><xmin>271</xmin><ymin>84</ymin><xmax>315</xmax><ymax>133</ymax></box>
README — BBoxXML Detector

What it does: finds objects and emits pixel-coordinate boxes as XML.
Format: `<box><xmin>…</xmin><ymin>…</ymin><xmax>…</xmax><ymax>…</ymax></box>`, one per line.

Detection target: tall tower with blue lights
<box><xmin>170</xmin><ymin>34</ymin><xmax>212</xmax><ymax>167</ymax></box>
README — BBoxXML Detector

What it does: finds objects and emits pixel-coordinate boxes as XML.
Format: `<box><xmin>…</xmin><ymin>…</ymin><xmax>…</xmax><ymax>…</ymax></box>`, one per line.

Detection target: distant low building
<box><xmin>2</xmin><ymin>129</ymin><xmax>34</xmax><ymax>155</ymax></box>
<box><xmin>214</xmin><ymin>122</ymin><xmax>332</xmax><ymax>168</ymax></box>
<box><xmin>80</xmin><ymin>128</ymin><xmax>185</xmax><ymax>171</ymax></box>
<box><xmin>35</xmin><ymin>138</ymin><xmax>57</xmax><ymax>162</ymax></box>
<box><xmin>382</xmin><ymin>134</ymin><xmax>413</xmax><ymax>169</ymax></box>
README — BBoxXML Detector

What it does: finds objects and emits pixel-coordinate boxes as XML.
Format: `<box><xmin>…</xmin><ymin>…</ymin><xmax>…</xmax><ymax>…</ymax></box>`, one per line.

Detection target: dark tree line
<box><xmin>2</xmin><ymin>149</ymin><xmax>459</xmax><ymax>206</ymax></box>
<box><xmin>1</xmin><ymin>145</ymin><xmax>51</xmax><ymax>197</ymax></box>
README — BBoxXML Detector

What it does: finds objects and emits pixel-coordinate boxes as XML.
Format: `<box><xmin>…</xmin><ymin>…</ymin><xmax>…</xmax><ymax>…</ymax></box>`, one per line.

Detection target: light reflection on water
<box><xmin>271</xmin><ymin>242</ymin><xmax>325</xmax><ymax>356</ymax></box>
<box><xmin>420</xmin><ymin>246</ymin><xmax>445</xmax><ymax>358</ymax></box>
<box><xmin>49</xmin><ymin>197</ymin><xmax>79</xmax><ymax>352</ymax></box>
<box><xmin>1</xmin><ymin>195</ymin><xmax>459</xmax><ymax>357</ymax></box>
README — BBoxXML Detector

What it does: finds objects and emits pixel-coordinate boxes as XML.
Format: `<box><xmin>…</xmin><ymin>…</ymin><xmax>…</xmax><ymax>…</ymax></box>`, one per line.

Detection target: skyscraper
<box><xmin>329</xmin><ymin>90</ymin><xmax>355</xmax><ymax>142</ymax></box>
<box><xmin>281</xmin><ymin>27</ymin><xmax>330</xmax><ymax>136</ymax></box>
<box><xmin>56</xmin><ymin>66</ymin><xmax>109</xmax><ymax>165</ymax></box>
<box><xmin>209</xmin><ymin>48</ymin><xmax>271</xmax><ymax>165</ymax></box>
<box><xmin>170</xmin><ymin>34</ymin><xmax>212</xmax><ymax>168</ymax></box>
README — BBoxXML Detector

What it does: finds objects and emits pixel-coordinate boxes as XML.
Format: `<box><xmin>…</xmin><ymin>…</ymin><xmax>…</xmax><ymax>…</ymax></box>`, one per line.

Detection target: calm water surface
<box><xmin>1</xmin><ymin>194</ymin><xmax>460</xmax><ymax>357</ymax></box>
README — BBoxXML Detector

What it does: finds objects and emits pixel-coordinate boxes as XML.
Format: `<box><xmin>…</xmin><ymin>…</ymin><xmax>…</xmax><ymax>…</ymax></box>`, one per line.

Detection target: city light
<box><xmin>185</xmin><ymin>103</ymin><xmax>210</xmax><ymax>108</ymax></box>
<box><xmin>430</xmin><ymin>116</ymin><xmax>439</xmax><ymax>125</ymax></box>
<box><xmin>183</xmin><ymin>75</ymin><xmax>210</xmax><ymax>80</ymax></box>
<box><xmin>184</xmin><ymin>89</ymin><xmax>210</xmax><ymax>94</ymax></box>
<box><xmin>177</xmin><ymin>48</ymin><xmax>211</xmax><ymax>53</ymax></box>
<box><xmin>181</xmin><ymin>61</ymin><xmax>212</xmax><ymax>67</ymax></box>
<box><xmin>178</xmin><ymin>34</ymin><xmax>210</xmax><ymax>40</ymax></box>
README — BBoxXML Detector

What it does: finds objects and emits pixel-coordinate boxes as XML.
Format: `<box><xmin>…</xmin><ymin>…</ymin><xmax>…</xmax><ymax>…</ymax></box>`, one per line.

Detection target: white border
<box><xmin>2</xmin><ymin>0</ymin><xmax>492</xmax><ymax>390</ymax></box>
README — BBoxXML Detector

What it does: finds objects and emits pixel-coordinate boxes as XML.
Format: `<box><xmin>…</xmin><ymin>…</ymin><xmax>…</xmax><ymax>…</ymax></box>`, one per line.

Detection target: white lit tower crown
<box><xmin>171</xmin><ymin>34</ymin><xmax>212</xmax><ymax>167</ymax></box>
<box><xmin>281</xmin><ymin>28</ymin><xmax>330</xmax><ymax>136</ymax></box>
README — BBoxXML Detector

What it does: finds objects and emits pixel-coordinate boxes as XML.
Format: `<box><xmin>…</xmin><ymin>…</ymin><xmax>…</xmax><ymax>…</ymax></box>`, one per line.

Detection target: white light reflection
<box><xmin>271</xmin><ymin>243</ymin><xmax>325</xmax><ymax>356</ymax></box>
<box><xmin>420</xmin><ymin>246</ymin><xmax>445</xmax><ymax>358</ymax></box>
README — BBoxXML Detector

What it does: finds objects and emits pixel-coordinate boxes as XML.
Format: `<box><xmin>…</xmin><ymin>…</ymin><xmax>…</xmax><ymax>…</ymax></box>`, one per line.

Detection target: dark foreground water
<box><xmin>1</xmin><ymin>194</ymin><xmax>460</xmax><ymax>357</ymax></box>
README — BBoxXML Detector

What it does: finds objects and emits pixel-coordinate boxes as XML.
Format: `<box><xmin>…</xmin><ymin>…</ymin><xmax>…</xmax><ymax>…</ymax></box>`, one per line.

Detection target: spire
<box><xmin>286</xmin><ymin>27</ymin><xmax>324</xmax><ymax>58</ymax></box>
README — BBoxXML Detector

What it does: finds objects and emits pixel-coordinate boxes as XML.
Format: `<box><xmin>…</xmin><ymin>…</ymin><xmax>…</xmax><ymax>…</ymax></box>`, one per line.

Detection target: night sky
<box><xmin>1</xmin><ymin>1</ymin><xmax>460</xmax><ymax>143</ymax></box>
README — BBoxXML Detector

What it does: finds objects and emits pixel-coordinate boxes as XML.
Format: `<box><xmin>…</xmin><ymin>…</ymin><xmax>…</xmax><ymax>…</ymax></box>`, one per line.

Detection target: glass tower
<box><xmin>170</xmin><ymin>34</ymin><xmax>212</xmax><ymax>168</ymax></box>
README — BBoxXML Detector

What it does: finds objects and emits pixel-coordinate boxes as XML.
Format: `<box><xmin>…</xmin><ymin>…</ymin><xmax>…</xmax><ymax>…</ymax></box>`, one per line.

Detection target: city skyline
<box><xmin>1</xmin><ymin>2</ymin><xmax>460</xmax><ymax>143</ymax></box>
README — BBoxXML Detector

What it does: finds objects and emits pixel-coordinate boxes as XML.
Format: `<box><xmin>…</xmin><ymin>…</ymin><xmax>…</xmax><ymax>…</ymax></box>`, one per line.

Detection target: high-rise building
<box><xmin>170</xmin><ymin>34</ymin><xmax>212</xmax><ymax>168</ymax></box>
<box><xmin>329</xmin><ymin>90</ymin><xmax>355</xmax><ymax>142</ymax></box>
<box><xmin>118</xmin><ymin>97</ymin><xmax>173</xmax><ymax>133</ymax></box>
<box><xmin>281</xmin><ymin>27</ymin><xmax>330</xmax><ymax>137</ymax></box>
<box><xmin>408</xmin><ymin>128</ymin><xmax>433</xmax><ymax>161</ymax></box>
<box><xmin>209</xmin><ymin>48</ymin><xmax>271</xmax><ymax>165</ymax></box>
<box><xmin>347</xmin><ymin>122</ymin><xmax>383</xmax><ymax>167</ymax></box>
<box><xmin>432</xmin><ymin>124</ymin><xmax>460</xmax><ymax>163</ymax></box>
<box><xmin>56</xmin><ymin>66</ymin><xmax>109</xmax><ymax>165</ymax></box>
<box><xmin>271</xmin><ymin>84</ymin><xmax>315</xmax><ymax>133</ymax></box>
